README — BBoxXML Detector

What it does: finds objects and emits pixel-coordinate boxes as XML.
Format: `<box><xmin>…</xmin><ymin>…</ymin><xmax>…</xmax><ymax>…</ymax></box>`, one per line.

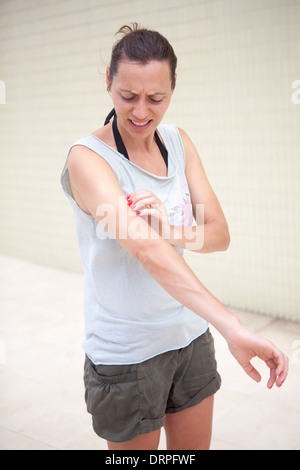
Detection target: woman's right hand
<box><xmin>127</xmin><ymin>190</ymin><xmax>171</xmax><ymax>240</ymax></box>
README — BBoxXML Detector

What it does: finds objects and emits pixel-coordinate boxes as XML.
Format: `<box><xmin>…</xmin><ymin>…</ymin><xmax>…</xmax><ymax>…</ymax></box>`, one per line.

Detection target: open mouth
<box><xmin>129</xmin><ymin>119</ymin><xmax>152</xmax><ymax>129</ymax></box>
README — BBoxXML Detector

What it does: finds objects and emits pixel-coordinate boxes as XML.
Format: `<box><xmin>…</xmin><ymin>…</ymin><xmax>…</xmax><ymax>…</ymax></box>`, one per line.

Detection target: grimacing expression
<box><xmin>107</xmin><ymin>60</ymin><xmax>176</xmax><ymax>138</ymax></box>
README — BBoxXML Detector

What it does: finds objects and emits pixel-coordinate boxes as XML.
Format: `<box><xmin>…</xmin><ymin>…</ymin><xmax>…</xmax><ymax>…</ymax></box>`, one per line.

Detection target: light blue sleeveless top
<box><xmin>61</xmin><ymin>124</ymin><xmax>208</xmax><ymax>365</ymax></box>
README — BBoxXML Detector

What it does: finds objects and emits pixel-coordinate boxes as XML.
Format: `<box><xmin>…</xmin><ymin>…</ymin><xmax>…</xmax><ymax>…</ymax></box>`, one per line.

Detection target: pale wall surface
<box><xmin>0</xmin><ymin>0</ymin><xmax>299</xmax><ymax>320</ymax></box>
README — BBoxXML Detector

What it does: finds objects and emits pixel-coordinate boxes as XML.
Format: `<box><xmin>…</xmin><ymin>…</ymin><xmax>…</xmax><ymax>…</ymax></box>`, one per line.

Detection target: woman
<box><xmin>61</xmin><ymin>24</ymin><xmax>288</xmax><ymax>450</ymax></box>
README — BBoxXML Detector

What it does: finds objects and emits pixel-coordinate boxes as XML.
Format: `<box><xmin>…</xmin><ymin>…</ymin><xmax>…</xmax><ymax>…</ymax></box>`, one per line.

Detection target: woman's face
<box><xmin>107</xmin><ymin>60</ymin><xmax>175</xmax><ymax>140</ymax></box>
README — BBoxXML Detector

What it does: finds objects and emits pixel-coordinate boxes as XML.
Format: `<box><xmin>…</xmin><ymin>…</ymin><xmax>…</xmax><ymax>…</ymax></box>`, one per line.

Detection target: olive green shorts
<box><xmin>83</xmin><ymin>329</ymin><xmax>221</xmax><ymax>443</ymax></box>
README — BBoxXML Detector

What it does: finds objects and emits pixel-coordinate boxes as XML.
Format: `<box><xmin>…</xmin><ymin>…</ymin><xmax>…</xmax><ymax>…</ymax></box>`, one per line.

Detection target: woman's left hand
<box><xmin>127</xmin><ymin>190</ymin><xmax>170</xmax><ymax>239</ymax></box>
<box><xmin>227</xmin><ymin>324</ymin><xmax>289</xmax><ymax>388</ymax></box>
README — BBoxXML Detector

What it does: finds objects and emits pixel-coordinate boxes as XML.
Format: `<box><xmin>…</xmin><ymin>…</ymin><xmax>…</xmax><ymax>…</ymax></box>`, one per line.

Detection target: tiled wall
<box><xmin>0</xmin><ymin>0</ymin><xmax>299</xmax><ymax>320</ymax></box>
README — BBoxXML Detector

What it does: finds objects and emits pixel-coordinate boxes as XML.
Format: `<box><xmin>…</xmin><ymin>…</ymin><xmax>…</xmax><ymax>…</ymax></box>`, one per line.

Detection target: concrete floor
<box><xmin>0</xmin><ymin>255</ymin><xmax>299</xmax><ymax>450</ymax></box>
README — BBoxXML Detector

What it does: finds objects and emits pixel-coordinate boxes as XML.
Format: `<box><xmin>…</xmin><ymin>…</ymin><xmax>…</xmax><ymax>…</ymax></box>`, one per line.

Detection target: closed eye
<box><xmin>121</xmin><ymin>95</ymin><xmax>164</xmax><ymax>104</ymax></box>
<box><xmin>150</xmin><ymin>97</ymin><xmax>164</xmax><ymax>103</ymax></box>
<box><xmin>121</xmin><ymin>95</ymin><xmax>135</xmax><ymax>102</ymax></box>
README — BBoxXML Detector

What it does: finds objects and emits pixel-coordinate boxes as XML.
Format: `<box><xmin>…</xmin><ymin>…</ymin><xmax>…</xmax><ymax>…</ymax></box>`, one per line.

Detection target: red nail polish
<box><xmin>136</xmin><ymin>211</ymin><xmax>141</xmax><ymax>215</ymax></box>
<box><xmin>126</xmin><ymin>195</ymin><xmax>131</xmax><ymax>200</ymax></box>
<box><xmin>128</xmin><ymin>200</ymin><xmax>133</xmax><ymax>206</ymax></box>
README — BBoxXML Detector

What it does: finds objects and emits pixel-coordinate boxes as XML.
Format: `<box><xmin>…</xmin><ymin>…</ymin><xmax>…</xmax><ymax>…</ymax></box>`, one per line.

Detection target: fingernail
<box><xmin>126</xmin><ymin>195</ymin><xmax>131</xmax><ymax>200</ymax></box>
<box><xmin>128</xmin><ymin>200</ymin><xmax>133</xmax><ymax>206</ymax></box>
<box><xmin>136</xmin><ymin>211</ymin><xmax>141</xmax><ymax>215</ymax></box>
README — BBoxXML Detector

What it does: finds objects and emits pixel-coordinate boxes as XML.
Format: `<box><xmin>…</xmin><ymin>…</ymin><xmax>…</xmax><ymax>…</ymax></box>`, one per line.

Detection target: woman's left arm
<box><xmin>177</xmin><ymin>127</ymin><xmax>230</xmax><ymax>253</ymax></box>
<box><xmin>129</xmin><ymin>128</ymin><xmax>231</xmax><ymax>253</ymax></box>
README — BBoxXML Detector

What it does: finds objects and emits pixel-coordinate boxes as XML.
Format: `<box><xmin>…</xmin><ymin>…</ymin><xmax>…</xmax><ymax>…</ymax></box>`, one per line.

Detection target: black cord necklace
<box><xmin>104</xmin><ymin>109</ymin><xmax>168</xmax><ymax>169</ymax></box>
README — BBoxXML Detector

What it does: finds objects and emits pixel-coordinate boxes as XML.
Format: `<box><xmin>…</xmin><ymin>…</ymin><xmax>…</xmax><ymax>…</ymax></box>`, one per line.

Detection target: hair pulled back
<box><xmin>108</xmin><ymin>23</ymin><xmax>177</xmax><ymax>89</ymax></box>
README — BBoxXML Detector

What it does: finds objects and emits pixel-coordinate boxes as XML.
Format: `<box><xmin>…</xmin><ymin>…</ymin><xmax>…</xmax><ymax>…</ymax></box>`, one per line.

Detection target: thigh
<box><xmin>107</xmin><ymin>429</ymin><xmax>161</xmax><ymax>450</ymax></box>
<box><xmin>164</xmin><ymin>395</ymin><xmax>214</xmax><ymax>450</ymax></box>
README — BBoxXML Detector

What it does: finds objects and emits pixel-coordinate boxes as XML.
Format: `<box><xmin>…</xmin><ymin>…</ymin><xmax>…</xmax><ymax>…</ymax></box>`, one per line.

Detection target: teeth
<box><xmin>131</xmin><ymin>120</ymin><xmax>149</xmax><ymax>127</ymax></box>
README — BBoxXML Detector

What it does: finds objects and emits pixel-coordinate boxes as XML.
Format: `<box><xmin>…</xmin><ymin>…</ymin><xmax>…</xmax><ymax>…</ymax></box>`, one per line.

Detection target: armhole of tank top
<box><xmin>62</xmin><ymin>138</ymin><xmax>121</xmax><ymax>220</ymax></box>
<box><xmin>157</xmin><ymin>124</ymin><xmax>186</xmax><ymax>172</ymax></box>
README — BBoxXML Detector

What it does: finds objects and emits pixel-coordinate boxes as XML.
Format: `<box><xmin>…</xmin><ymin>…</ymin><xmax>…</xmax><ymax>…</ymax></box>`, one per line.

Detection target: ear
<box><xmin>172</xmin><ymin>73</ymin><xmax>177</xmax><ymax>90</ymax></box>
<box><xmin>106</xmin><ymin>67</ymin><xmax>111</xmax><ymax>91</ymax></box>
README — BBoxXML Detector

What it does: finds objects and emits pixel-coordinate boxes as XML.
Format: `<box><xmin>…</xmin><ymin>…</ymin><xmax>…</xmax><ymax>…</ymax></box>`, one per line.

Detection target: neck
<box><xmin>112</xmin><ymin>114</ymin><xmax>168</xmax><ymax>170</ymax></box>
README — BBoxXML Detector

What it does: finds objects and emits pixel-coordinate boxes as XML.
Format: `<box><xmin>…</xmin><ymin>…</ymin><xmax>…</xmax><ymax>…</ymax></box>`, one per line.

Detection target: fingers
<box><xmin>128</xmin><ymin>190</ymin><xmax>156</xmax><ymax>205</ymax></box>
<box><xmin>243</xmin><ymin>361</ymin><xmax>262</xmax><ymax>383</ymax></box>
<box><xmin>229</xmin><ymin>326</ymin><xmax>289</xmax><ymax>389</ymax></box>
<box><xmin>127</xmin><ymin>191</ymin><xmax>157</xmax><ymax>213</ymax></box>
<box><xmin>266</xmin><ymin>359</ymin><xmax>277</xmax><ymax>389</ymax></box>
<box><xmin>128</xmin><ymin>190</ymin><xmax>154</xmax><ymax>201</ymax></box>
<box><xmin>243</xmin><ymin>354</ymin><xmax>288</xmax><ymax>389</ymax></box>
<box><xmin>274</xmin><ymin>349</ymin><xmax>289</xmax><ymax>388</ymax></box>
<box><xmin>127</xmin><ymin>191</ymin><xmax>166</xmax><ymax>216</ymax></box>
<box><xmin>250</xmin><ymin>334</ymin><xmax>289</xmax><ymax>389</ymax></box>
<box><xmin>263</xmin><ymin>347</ymin><xmax>289</xmax><ymax>389</ymax></box>
<box><xmin>127</xmin><ymin>191</ymin><xmax>170</xmax><ymax>239</ymax></box>
<box><xmin>265</xmin><ymin>343</ymin><xmax>289</xmax><ymax>388</ymax></box>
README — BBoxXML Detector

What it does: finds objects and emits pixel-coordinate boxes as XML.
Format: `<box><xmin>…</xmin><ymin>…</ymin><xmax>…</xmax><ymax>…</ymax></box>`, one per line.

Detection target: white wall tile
<box><xmin>0</xmin><ymin>0</ymin><xmax>299</xmax><ymax>320</ymax></box>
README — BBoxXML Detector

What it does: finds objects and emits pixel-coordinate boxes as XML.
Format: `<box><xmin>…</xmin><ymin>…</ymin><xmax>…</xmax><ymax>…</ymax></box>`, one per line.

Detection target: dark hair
<box><xmin>108</xmin><ymin>23</ymin><xmax>177</xmax><ymax>89</ymax></box>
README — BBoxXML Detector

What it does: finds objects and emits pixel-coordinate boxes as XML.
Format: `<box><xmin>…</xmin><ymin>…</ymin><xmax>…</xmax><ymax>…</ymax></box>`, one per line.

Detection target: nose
<box><xmin>132</xmin><ymin>99</ymin><xmax>149</xmax><ymax>120</ymax></box>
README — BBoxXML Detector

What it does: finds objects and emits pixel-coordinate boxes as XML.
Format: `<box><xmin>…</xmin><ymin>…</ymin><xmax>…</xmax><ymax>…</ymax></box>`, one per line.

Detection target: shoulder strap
<box><xmin>154</xmin><ymin>132</ymin><xmax>168</xmax><ymax>168</ymax></box>
<box><xmin>111</xmin><ymin>113</ymin><xmax>168</xmax><ymax>168</ymax></box>
<box><xmin>104</xmin><ymin>108</ymin><xmax>116</xmax><ymax>125</ymax></box>
<box><xmin>112</xmin><ymin>116</ymin><xmax>130</xmax><ymax>160</ymax></box>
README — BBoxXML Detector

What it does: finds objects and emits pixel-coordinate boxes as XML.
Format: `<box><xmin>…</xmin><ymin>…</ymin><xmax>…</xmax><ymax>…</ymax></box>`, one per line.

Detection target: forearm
<box><xmin>137</xmin><ymin>238</ymin><xmax>239</xmax><ymax>340</ymax></box>
<box><xmin>168</xmin><ymin>219</ymin><xmax>230</xmax><ymax>253</ymax></box>
<box><xmin>136</xmin><ymin>236</ymin><xmax>288</xmax><ymax>389</ymax></box>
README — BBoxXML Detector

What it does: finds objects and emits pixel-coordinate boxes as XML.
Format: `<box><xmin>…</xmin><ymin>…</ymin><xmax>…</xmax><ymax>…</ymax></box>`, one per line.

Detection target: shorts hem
<box><xmin>93</xmin><ymin>416</ymin><xmax>165</xmax><ymax>443</ymax></box>
<box><xmin>166</xmin><ymin>373</ymin><xmax>222</xmax><ymax>415</ymax></box>
<box><xmin>139</xmin><ymin>416</ymin><xmax>166</xmax><ymax>439</ymax></box>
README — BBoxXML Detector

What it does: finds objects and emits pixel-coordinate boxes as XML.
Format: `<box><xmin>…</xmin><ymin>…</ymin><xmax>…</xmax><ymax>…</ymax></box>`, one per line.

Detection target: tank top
<box><xmin>61</xmin><ymin>123</ymin><xmax>208</xmax><ymax>365</ymax></box>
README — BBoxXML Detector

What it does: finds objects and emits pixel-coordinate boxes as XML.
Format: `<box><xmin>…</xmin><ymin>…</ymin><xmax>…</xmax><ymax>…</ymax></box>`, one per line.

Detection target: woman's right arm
<box><xmin>67</xmin><ymin>145</ymin><xmax>288</xmax><ymax>388</ymax></box>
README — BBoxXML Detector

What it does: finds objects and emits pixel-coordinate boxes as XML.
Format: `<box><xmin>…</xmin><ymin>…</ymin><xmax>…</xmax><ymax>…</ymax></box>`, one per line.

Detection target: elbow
<box><xmin>220</xmin><ymin>226</ymin><xmax>231</xmax><ymax>251</ymax></box>
<box><xmin>201</xmin><ymin>221</ymin><xmax>231</xmax><ymax>253</ymax></box>
<box><xmin>206</xmin><ymin>221</ymin><xmax>231</xmax><ymax>253</ymax></box>
<box><xmin>213</xmin><ymin>219</ymin><xmax>230</xmax><ymax>252</ymax></box>
<box><xmin>135</xmin><ymin>239</ymin><xmax>170</xmax><ymax>272</ymax></box>
<box><xmin>136</xmin><ymin>240</ymin><xmax>161</xmax><ymax>267</ymax></box>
